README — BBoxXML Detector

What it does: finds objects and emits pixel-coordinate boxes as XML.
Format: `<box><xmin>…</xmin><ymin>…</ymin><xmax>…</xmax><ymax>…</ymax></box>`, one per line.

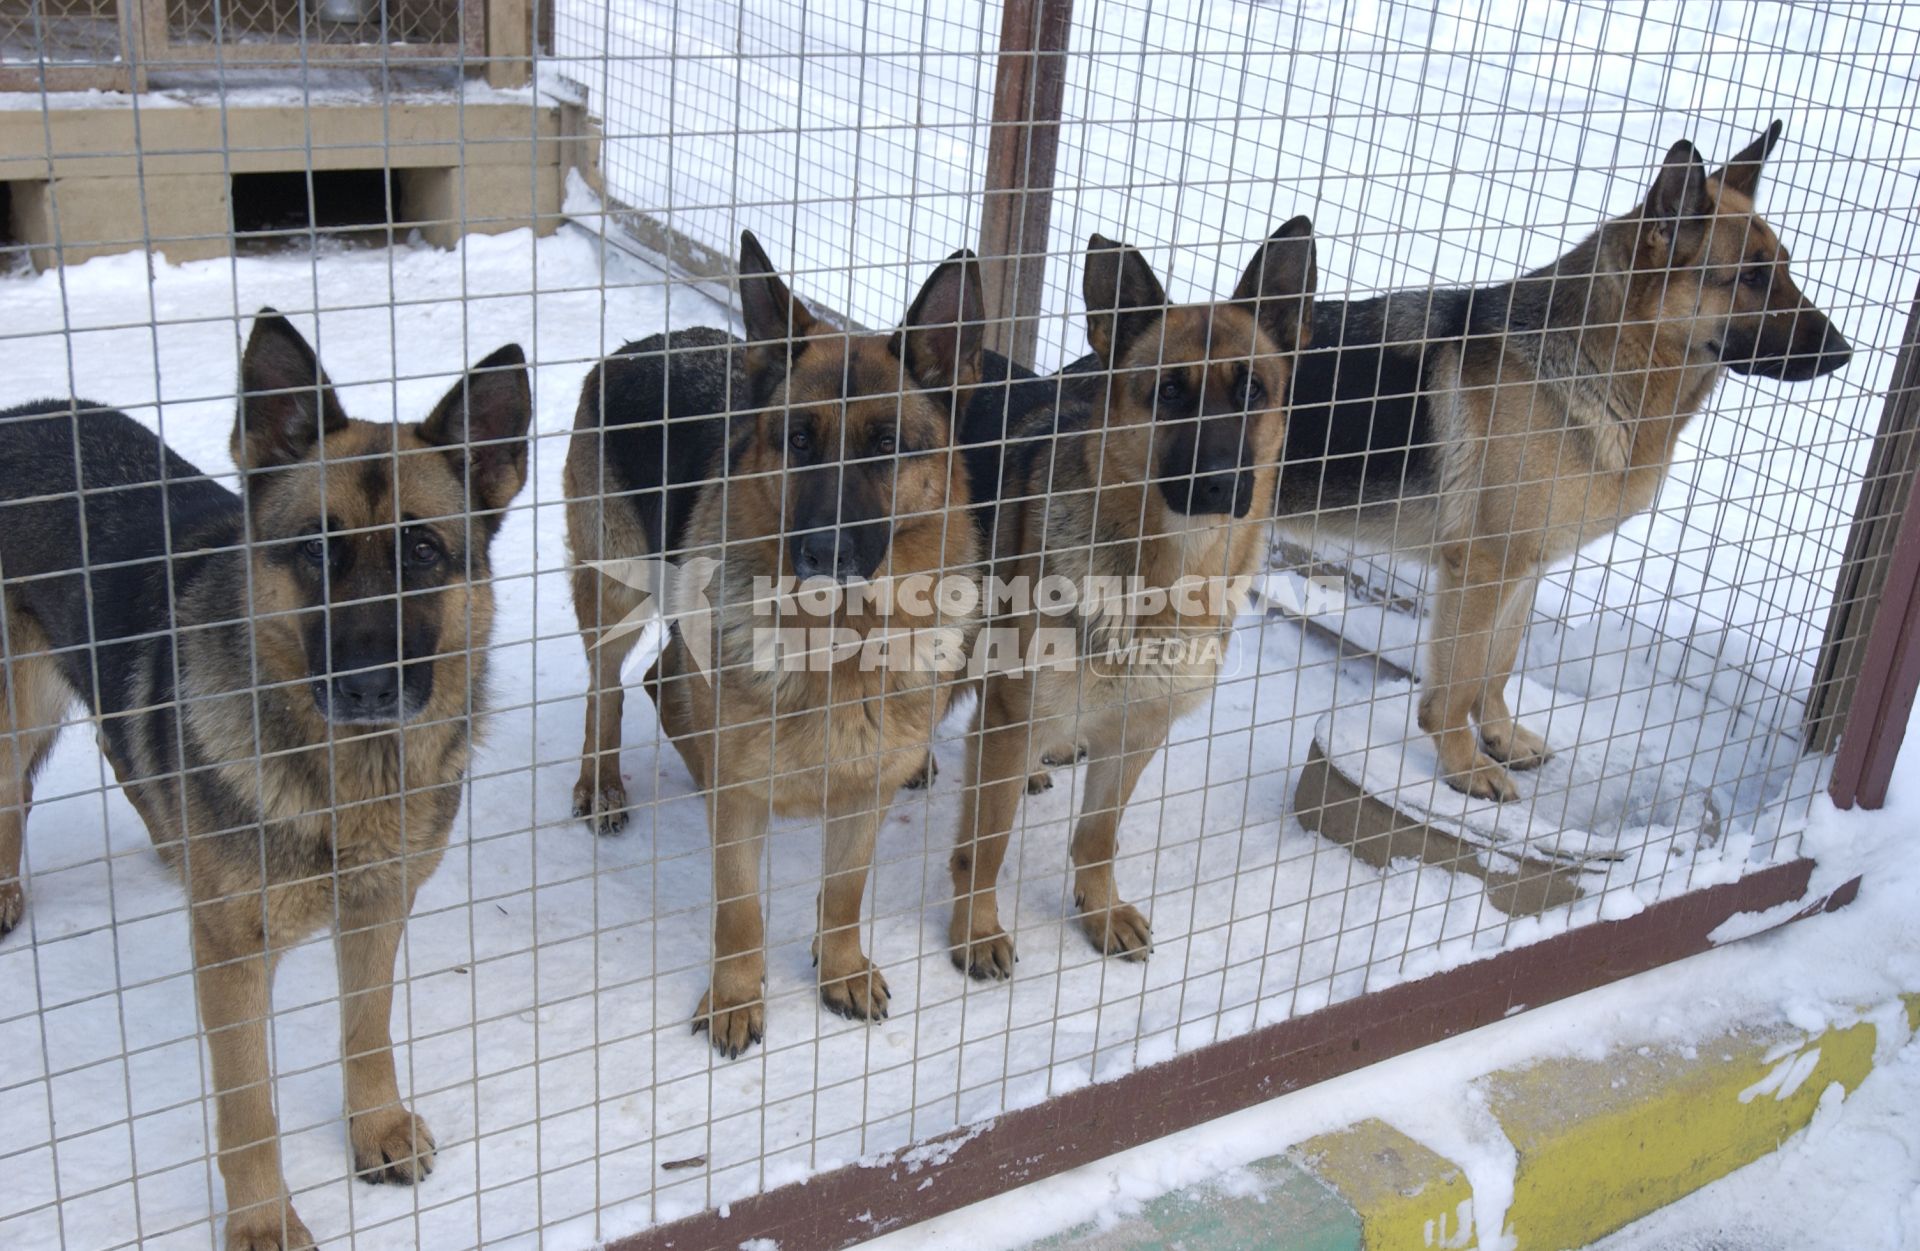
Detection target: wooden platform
<box><xmin>1</xmin><ymin>95</ymin><xmax>567</xmax><ymax>268</ymax></box>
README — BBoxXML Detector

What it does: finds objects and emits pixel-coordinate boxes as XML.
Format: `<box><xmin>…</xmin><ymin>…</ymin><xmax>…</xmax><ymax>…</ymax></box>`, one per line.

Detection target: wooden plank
<box><xmin>0</xmin><ymin>101</ymin><xmax>564</xmax><ymax>182</ymax></box>
<box><xmin>486</xmin><ymin>0</ymin><xmax>531</xmax><ymax>88</ymax></box>
<box><xmin>134</xmin><ymin>0</ymin><xmax>485</xmax><ymax>67</ymax></box>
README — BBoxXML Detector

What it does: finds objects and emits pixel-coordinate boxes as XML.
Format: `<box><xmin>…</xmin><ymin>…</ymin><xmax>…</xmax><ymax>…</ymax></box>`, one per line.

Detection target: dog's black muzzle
<box><xmin>1724</xmin><ymin>309</ymin><xmax>1853</xmax><ymax>381</ymax></box>
<box><xmin>308</xmin><ymin>609</ymin><xmax>437</xmax><ymax>725</ymax></box>
<box><xmin>1159</xmin><ymin>417</ymin><xmax>1256</xmax><ymax>519</ymax></box>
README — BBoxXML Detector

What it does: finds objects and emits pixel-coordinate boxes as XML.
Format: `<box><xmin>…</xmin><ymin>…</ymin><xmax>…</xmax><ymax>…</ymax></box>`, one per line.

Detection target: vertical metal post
<box><xmin>1821</xmin><ymin>284</ymin><xmax>1920</xmax><ymax>808</ymax></box>
<box><xmin>977</xmin><ymin>0</ymin><xmax>1073</xmax><ymax>367</ymax></box>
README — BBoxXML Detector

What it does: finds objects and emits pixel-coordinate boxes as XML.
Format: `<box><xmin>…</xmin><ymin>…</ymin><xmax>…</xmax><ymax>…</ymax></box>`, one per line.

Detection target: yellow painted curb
<box><xmin>1294</xmin><ymin>1119</ymin><xmax>1477</xmax><ymax>1250</ymax></box>
<box><xmin>1487</xmin><ymin>1018</ymin><xmax>1880</xmax><ymax>1250</ymax></box>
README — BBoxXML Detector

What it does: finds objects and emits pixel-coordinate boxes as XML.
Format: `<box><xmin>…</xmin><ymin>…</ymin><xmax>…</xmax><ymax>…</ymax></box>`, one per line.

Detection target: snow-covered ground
<box><xmin>858</xmin><ymin>743</ymin><xmax>1920</xmax><ymax>1251</ymax></box>
<box><xmin>0</xmin><ymin>2</ymin><xmax>1914</xmax><ymax>1247</ymax></box>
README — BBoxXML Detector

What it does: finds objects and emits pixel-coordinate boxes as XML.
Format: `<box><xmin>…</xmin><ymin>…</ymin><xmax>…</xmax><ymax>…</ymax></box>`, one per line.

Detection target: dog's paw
<box><xmin>1481</xmin><ymin>722</ymin><xmax>1550</xmax><ymax>771</ymax></box>
<box><xmin>0</xmin><ymin>879</ymin><xmax>23</xmax><ymax>938</ymax></box>
<box><xmin>820</xmin><ymin>956</ymin><xmax>891</xmax><ymax>1021</ymax></box>
<box><xmin>1026</xmin><ymin>771</ymin><xmax>1054</xmax><ymax>795</ymax></box>
<box><xmin>694</xmin><ymin>987</ymin><xmax>765</xmax><ymax>1059</ymax></box>
<box><xmin>902</xmin><ymin>755</ymin><xmax>938</xmax><ymax>791</ymax></box>
<box><xmin>1039</xmin><ymin>745</ymin><xmax>1087</xmax><ymax>769</ymax></box>
<box><xmin>571</xmin><ymin>778</ymin><xmax>629</xmax><ymax>834</ymax></box>
<box><xmin>223</xmin><ymin>1200</ymin><xmax>317</xmax><ymax>1251</ymax></box>
<box><xmin>1446</xmin><ymin>752</ymin><xmax>1521</xmax><ymax>802</ymax></box>
<box><xmin>950</xmin><ymin>926</ymin><xmax>1017</xmax><ymax>981</ymax></box>
<box><xmin>1077</xmin><ymin>902</ymin><xmax>1152</xmax><ymax>961</ymax></box>
<box><xmin>352</xmin><ymin>1106</ymin><xmax>437</xmax><ymax>1185</ymax></box>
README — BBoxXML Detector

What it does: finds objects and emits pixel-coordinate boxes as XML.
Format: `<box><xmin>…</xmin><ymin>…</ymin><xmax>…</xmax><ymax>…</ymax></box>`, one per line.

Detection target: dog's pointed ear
<box><xmin>738</xmin><ymin>230</ymin><xmax>818</xmax><ymax>363</ymax></box>
<box><xmin>1713</xmin><ymin>119</ymin><xmax>1783</xmax><ymax>200</ymax></box>
<box><xmin>1641</xmin><ymin>138</ymin><xmax>1713</xmax><ymax>262</ymax></box>
<box><xmin>892</xmin><ymin>248</ymin><xmax>985</xmax><ymax>392</ymax></box>
<box><xmin>1231</xmin><ymin>215</ymin><xmax>1317</xmax><ymax>353</ymax></box>
<box><xmin>419</xmin><ymin>343</ymin><xmax>533</xmax><ymax>519</ymax></box>
<box><xmin>1084</xmin><ymin>234</ymin><xmax>1168</xmax><ymax>363</ymax></box>
<box><xmin>1646</xmin><ymin>138</ymin><xmax>1712</xmax><ymax>223</ymax></box>
<box><xmin>233</xmin><ymin>308</ymin><xmax>350</xmax><ymax>474</ymax></box>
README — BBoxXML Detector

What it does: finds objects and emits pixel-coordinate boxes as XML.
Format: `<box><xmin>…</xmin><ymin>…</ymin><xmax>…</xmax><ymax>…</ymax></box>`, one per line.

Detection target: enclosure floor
<box><xmin>0</xmin><ymin>232</ymin><xmax>1817</xmax><ymax>1250</ymax></box>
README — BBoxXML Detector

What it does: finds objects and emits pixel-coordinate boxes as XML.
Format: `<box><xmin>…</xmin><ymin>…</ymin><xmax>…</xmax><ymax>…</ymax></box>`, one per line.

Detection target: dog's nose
<box><xmin>1813</xmin><ymin>321</ymin><xmax>1853</xmax><ymax>374</ymax></box>
<box><xmin>792</xmin><ymin>527</ymin><xmax>882</xmax><ymax>582</ymax></box>
<box><xmin>793</xmin><ymin>530</ymin><xmax>848</xmax><ymax>582</ymax></box>
<box><xmin>1173</xmin><ymin>469</ymin><xmax>1255</xmax><ymax>518</ymax></box>
<box><xmin>331</xmin><ymin>665</ymin><xmax>400</xmax><ymax>719</ymax></box>
<box><xmin>1188</xmin><ymin>472</ymin><xmax>1235</xmax><ymax>514</ymax></box>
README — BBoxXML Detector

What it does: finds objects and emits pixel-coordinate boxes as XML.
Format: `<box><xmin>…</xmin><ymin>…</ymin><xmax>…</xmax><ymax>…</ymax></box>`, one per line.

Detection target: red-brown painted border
<box><xmin>977</xmin><ymin>0</ymin><xmax>1075</xmax><ymax>367</ymax></box>
<box><xmin>1830</xmin><ymin>461</ymin><xmax>1920</xmax><ymax>807</ymax></box>
<box><xmin>1822</xmin><ymin>283</ymin><xmax>1920</xmax><ymax>808</ymax></box>
<box><xmin>611</xmin><ymin>858</ymin><xmax>1858</xmax><ymax>1251</ymax></box>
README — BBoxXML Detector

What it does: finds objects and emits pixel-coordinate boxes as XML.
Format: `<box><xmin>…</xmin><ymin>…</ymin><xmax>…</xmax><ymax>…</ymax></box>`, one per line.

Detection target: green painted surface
<box><xmin>1028</xmin><ymin>1155</ymin><xmax>1362</xmax><ymax>1251</ymax></box>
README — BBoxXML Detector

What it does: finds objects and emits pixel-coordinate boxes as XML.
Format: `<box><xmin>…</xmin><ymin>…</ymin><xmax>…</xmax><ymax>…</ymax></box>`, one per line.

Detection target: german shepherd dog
<box><xmin>948</xmin><ymin>220</ymin><xmax>1315</xmax><ymax>978</ymax></box>
<box><xmin>1276</xmin><ymin>122</ymin><xmax>1851</xmax><ymax>800</ymax></box>
<box><xmin>565</xmin><ymin>232</ymin><xmax>987</xmax><ymax>1056</ymax></box>
<box><xmin>0</xmin><ymin>312</ymin><xmax>532</xmax><ymax>1250</ymax></box>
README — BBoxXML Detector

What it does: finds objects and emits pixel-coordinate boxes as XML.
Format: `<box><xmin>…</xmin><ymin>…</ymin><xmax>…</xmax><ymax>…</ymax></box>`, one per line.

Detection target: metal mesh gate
<box><xmin>0</xmin><ymin>2</ymin><xmax>1914</xmax><ymax>1249</ymax></box>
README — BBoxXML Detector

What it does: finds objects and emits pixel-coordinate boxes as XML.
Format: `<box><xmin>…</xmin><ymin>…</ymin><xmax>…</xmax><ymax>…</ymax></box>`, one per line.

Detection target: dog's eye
<box><xmin>1740</xmin><ymin>267</ymin><xmax>1768</xmax><ymax>288</ymax></box>
<box><xmin>876</xmin><ymin>433</ymin><xmax>897</xmax><ymax>456</ymax></box>
<box><xmin>404</xmin><ymin>532</ymin><xmax>443</xmax><ymax>567</ymax></box>
<box><xmin>1242</xmin><ymin>372</ymin><xmax>1267</xmax><ymax>408</ymax></box>
<box><xmin>1158</xmin><ymin>377</ymin><xmax>1184</xmax><ymax>405</ymax></box>
<box><xmin>788</xmin><ymin>429</ymin><xmax>812</xmax><ymax>454</ymax></box>
<box><xmin>300</xmin><ymin>537</ymin><xmax>328</xmax><ymax>564</ymax></box>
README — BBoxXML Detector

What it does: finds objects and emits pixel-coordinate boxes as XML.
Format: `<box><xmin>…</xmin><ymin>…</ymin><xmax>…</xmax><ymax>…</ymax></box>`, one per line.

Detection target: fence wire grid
<box><xmin>0</xmin><ymin>1</ymin><xmax>1915</xmax><ymax>1248</ymax></box>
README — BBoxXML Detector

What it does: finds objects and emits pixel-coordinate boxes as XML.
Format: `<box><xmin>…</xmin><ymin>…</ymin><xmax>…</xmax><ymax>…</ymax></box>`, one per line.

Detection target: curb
<box><xmin>1032</xmin><ymin>993</ymin><xmax>1920</xmax><ymax>1250</ymax></box>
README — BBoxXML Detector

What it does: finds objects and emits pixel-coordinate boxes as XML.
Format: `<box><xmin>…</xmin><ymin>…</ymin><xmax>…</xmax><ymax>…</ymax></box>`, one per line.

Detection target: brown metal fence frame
<box><xmin>1820</xmin><ymin>286</ymin><xmax>1920</xmax><ymax>809</ymax></box>
<box><xmin>612</xmin><ymin>861</ymin><xmax>1858</xmax><ymax>1251</ymax></box>
<box><xmin>4</xmin><ymin>1</ymin><xmax>1912</xmax><ymax>1245</ymax></box>
<box><xmin>584</xmin><ymin>5</ymin><xmax>1919</xmax><ymax>1246</ymax></box>
<box><xmin>977</xmin><ymin>0</ymin><xmax>1072</xmax><ymax>367</ymax></box>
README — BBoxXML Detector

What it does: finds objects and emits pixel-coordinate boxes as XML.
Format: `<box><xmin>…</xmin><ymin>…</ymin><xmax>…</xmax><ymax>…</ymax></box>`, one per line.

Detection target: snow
<box><xmin>860</xmin><ymin>741</ymin><xmax>1920</xmax><ymax>1251</ymax></box>
<box><xmin>1314</xmin><ymin>630</ymin><xmax>1811</xmax><ymax>871</ymax></box>
<box><xmin>0</xmin><ymin>1</ymin><xmax>1916</xmax><ymax>1247</ymax></box>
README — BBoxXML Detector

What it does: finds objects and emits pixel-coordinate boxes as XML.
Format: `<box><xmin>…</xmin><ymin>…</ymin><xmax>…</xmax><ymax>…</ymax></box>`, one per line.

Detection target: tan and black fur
<box><xmin>0</xmin><ymin>312</ymin><xmax>532</xmax><ymax>1249</ymax></box>
<box><xmin>1276</xmin><ymin>122</ymin><xmax>1851</xmax><ymax>799</ymax></box>
<box><xmin>565</xmin><ymin>232</ymin><xmax>987</xmax><ymax>1056</ymax></box>
<box><xmin>949</xmin><ymin>219</ymin><xmax>1315</xmax><ymax>978</ymax></box>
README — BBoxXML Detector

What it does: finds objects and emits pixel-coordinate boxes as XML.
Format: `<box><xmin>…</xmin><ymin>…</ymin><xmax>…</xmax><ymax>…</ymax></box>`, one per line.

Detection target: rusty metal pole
<box><xmin>1826</xmin><ymin>514</ymin><xmax>1920</xmax><ymax>809</ymax></box>
<box><xmin>1808</xmin><ymin>282</ymin><xmax>1920</xmax><ymax>760</ymax></box>
<box><xmin>977</xmin><ymin>0</ymin><xmax>1074</xmax><ymax>368</ymax></box>
<box><xmin>1821</xmin><ymin>286</ymin><xmax>1920</xmax><ymax>808</ymax></box>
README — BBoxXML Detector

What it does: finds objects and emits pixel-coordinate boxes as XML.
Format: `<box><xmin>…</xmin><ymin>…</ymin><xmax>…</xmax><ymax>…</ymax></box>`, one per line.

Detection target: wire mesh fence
<box><xmin>0</xmin><ymin>0</ymin><xmax>119</xmax><ymax>65</ymax></box>
<box><xmin>0</xmin><ymin>1</ymin><xmax>1915</xmax><ymax>1248</ymax></box>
